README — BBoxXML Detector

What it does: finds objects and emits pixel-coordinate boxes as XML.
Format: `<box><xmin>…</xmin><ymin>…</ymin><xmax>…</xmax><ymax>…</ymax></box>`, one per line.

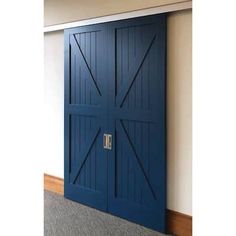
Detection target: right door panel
<box><xmin>107</xmin><ymin>15</ymin><xmax>167</xmax><ymax>232</ymax></box>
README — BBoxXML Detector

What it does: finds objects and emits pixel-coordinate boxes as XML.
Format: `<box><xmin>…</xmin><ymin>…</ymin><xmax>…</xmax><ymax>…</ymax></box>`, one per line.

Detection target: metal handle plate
<box><xmin>103</xmin><ymin>134</ymin><xmax>112</xmax><ymax>150</ymax></box>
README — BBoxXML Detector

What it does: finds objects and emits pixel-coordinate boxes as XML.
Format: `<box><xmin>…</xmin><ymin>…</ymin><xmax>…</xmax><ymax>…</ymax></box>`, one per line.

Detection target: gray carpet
<box><xmin>44</xmin><ymin>190</ymin><xmax>169</xmax><ymax>236</ymax></box>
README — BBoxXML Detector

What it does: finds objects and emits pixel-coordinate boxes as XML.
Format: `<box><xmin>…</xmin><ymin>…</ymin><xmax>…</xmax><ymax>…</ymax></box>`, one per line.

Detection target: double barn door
<box><xmin>64</xmin><ymin>14</ymin><xmax>166</xmax><ymax>233</ymax></box>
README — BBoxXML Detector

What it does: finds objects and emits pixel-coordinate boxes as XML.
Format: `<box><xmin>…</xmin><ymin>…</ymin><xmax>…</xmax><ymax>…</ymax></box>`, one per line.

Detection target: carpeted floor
<box><xmin>44</xmin><ymin>191</ymin><xmax>169</xmax><ymax>236</ymax></box>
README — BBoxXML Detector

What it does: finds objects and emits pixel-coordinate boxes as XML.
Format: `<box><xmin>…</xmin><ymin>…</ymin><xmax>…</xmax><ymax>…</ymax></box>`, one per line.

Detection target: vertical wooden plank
<box><xmin>89</xmin><ymin>118</ymin><xmax>92</xmax><ymax>188</ymax></box>
<box><xmin>123</xmin><ymin>130</ymin><xmax>128</xmax><ymax>200</ymax></box>
<box><xmin>134</xmin><ymin>29</ymin><xmax>144</xmax><ymax>110</ymax></box>
<box><xmin>95</xmin><ymin>136</ymin><xmax>98</xmax><ymax>191</ymax></box>
<box><xmin>80</xmin><ymin>116</ymin><xmax>85</xmax><ymax>186</ymax></box>
<box><xmin>80</xmin><ymin>33</ymin><xmax>85</xmax><ymax>105</ymax></box>
<box><xmin>121</xmin><ymin>28</ymin><xmax>129</xmax><ymax>196</ymax></box>
<box><xmin>127</xmin><ymin>28</ymin><xmax>133</xmax><ymax>109</ymax></box>
<box><xmin>136</xmin><ymin>60</ymin><xmax>142</xmax><ymax>110</ymax></box>
<box><xmin>129</xmin><ymin>152</ymin><xmax>134</xmax><ymax>202</ymax></box>
<box><xmin>120</xmin><ymin>29</ymin><xmax>124</xmax><ymax>93</ymax></box>
<box><xmin>94</xmin><ymin>140</ymin><xmax>97</xmax><ymax>190</ymax></box>
<box><xmin>96</xmin><ymin>25</ymin><xmax>107</xmax><ymax>196</ymax></box>
<box><xmin>76</xmin><ymin>34</ymin><xmax>80</xmax><ymax>105</ymax></box>
<box><xmin>90</xmin><ymin>141</ymin><xmax>95</xmax><ymax>190</ymax></box>
<box><xmin>89</xmin><ymin>32</ymin><xmax>92</xmax><ymax>106</ymax></box>
<box><xmin>142</xmin><ymin>47</ymin><xmax>148</xmax><ymax>109</ymax></box>
<box><xmin>91</xmin><ymin>31</ymin><xmax>98</xmax><ymax>105</ymax></box>
<box><xmin>85</xmin><ymin>118</ymin><xmax>89</xmax><ymax>188</ymax></box>
<box><xmin>149</xmin><ymin>37</ymin><xmax>156</xmax><ymax>111</ymax></box>
<box><xmin>84</xmin><ymin>33</ymin><xmax>87</xmax><ymax>105</ymax></box>
<box><xmin>116</xmin><ymin>29</ymin><xmax>121</xmax><ymax>99</ymax></box>
<box><xmin>83</xmin><ymin>24</ymin><xmax>88</xmax><ymax>186</ymax></box>
<box><xmin>133</xmin><ymin>121</ymin><xmax>138</xmax><ymax>203</ymax></box>
<box><xmin>135</xmin><ymin>121</ymin><xmax>142</xmax><ymax>204</ymax></box>
<box><xmin>147</xmin><ymin>123</ymin><xmax>150</xmax><ymax>178</ymax></box>
<box><xmin>95</xmin><ymin>131</ymin><xmax>102</xmax><ymax>192</ymax></box>
<box><xmin>107</xmin><ymin>23</ymin><xmax>117</xmax><ymax>206</ymax></box>
<box><xmin>74</xmin><ymin>54</ymin><xmax>78</xmax><ymax>104</ymax></box>
<box><xmin>149</xmin><ymin>123</ymin><xmax>157</xmax><ymax>186</ymax></box>
<box><xmin>90</xmin><ymin>32</ymin><xmax>95</xmax><ymax>105</ymax></box>
<box><xmin>123</xmin><ymin>28</ymin><xmax>129</xmax><ymax>109</ymax></box>
<box><xmin>78</xmin><ymin>116</ymin><xmax>81</xmax><ymax>185</ymax></box>
<box><xmin>75</xmin><ymin>116</ymin><xmax>79</xmax><ymax>174</ymax></box>
<box><xmin>78</xmin><ymin>63</ymin><xmax>82</xmax><ymax>105</ymax></box>
<box><xmin>95</xmin><ymin>31</ymin><xmax>98</xmax><ymax>97</ymax></box>
<box><xmin>124</xmin><ymin>28</ymin><xmax>132</xmax><ymax>108</ymax></box>
<box><xmin>77</xmin><ymin>34</ymin><xmax>81</xmax><ymax>104</ymax></box>
<box><xmin>70</xmin><ymin>116</ymin><xmax>75</xmax><ymax>179</ymax></box>
<box><xmin>120</xmin><ymin>130</ymin><xmax>124</xmax><ymax>199</ymax></box>
<box><xmin>147</xmin><ymin>47</ymin><xmax>151</xmax><ymax>110</ymax></box>
<box><xmin>129</xmin><ymin>120</ymin><xmax>135</xmax><ymax>202</ymax></box>
<box><xmin>85</xmin><ymin>32</ymin><xmax>90</xmax><ymax>106</ymax></box>
<box><xmin>130</xmin><ymin>27</ymin><xmax>136</xmax><ymax>110</ymax></box>
<box><xmin>125</xmin><ymin>121</ymin><xmax>131</xmax><ymax>201</ymax></box>
<box><xmin>125</xmin><ymin>121</ymin><xmax>130</xmax><ymax>201</ymax></box>
<box><xmin>84</xmin><ymin>32</ymin><xmax>90</xmax><ymax>188</ymax></box>
<box><xmin>116</xmin><ymin>122</ymin><xmax>121</xmax><ymax>198</ymax></box>
<box><xmin>70</xmin><ymin>53</ymin><xmax>75</xmax><ymax>104</ymax></box>
<box><xmin>142</xmin><ymin>122</ymin><xmax>149</xmax><ymax>176</ymax></box>
<box><xmin>96</xmin><ymin>131</ymin><xmax>102</xmax><ymax>193</ymax></box>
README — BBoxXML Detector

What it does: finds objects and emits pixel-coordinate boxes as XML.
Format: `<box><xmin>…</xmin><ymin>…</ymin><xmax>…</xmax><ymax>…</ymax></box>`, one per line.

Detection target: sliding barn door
<box><xmin>107</xmin><ymin>15</ymin><xmax>166</xmax><ymax>232</ymax></box>
<box><xmin>64</xmin><ymin>14</ymin><xmax>166</xmax><ymax>233</ymax></box>
<box><xmin>64</xmin><ymin>24</ymin><xmax>108</xmax><ymax>211</ymax></box>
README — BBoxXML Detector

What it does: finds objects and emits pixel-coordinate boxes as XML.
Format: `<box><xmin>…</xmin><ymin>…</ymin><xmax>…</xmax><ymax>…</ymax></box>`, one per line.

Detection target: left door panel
<box><xmin>64</xmin><ymin>24</ymin><xmax>108</xmax><ymax>211</ymax></box>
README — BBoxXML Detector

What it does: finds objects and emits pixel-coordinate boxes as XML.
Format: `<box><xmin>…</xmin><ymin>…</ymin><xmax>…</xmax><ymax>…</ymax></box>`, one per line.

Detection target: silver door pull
<box><xmin>103</xmin><ymin>134</ymin><xmax>112</xmax><ymax>150</ymax></box>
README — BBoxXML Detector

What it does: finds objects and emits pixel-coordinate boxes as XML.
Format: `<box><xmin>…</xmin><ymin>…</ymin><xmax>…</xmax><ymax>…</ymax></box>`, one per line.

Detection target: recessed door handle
<box><xmin>103</xmin><ymin>134</ymin><xmax>112</xmax><ymax>150</ymax></box>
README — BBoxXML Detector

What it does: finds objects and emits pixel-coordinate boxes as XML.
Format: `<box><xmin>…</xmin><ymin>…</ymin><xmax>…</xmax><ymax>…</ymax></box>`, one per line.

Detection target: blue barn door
<box><xmin>107</xmin><ymin>15</ymin><xmax>166</xmax><ymax>232</ymax></box>
<box><xmin>64</xmin><ymin>14</ymin><xmax>166</xmax><ymax>233</ymax></box>
<box><xmin>64</xmin><ymin>24</ymin><xmax>108</xmax><ymax>211</ymax></box>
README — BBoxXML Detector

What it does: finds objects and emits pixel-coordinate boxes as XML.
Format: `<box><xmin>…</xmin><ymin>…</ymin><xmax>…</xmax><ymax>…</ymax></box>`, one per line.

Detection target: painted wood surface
<box><xmin>64</xmin><ymin>23</ymin><xmax>108</xmax><ymax>211</ymax></box>
<box><xmin>64</xmin><ymin>14</ymin><xmax>166</xmax><ymax>232</ymax></box>
<box><xmin>107</xmin><ymin>15</ymin><xmax>166</xmax><ymax>232</ymax></box>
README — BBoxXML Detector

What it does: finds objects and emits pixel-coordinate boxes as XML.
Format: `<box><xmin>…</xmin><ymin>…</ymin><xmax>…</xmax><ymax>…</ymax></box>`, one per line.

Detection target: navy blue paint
<box><xmin>64</xmin><ymin>24</ymin><xmax>108</xmax><ymax>211</ymax></box>
<box><xmin>64</xmin><ymin>14</ymin><xmax>166</xmax><ymax>233</ymax></box>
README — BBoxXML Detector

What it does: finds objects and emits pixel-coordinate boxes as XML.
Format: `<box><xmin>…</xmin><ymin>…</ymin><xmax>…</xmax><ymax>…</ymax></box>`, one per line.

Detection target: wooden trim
<box><xmin>167</xmin><ymin>210</ymin><xmax>192</xmax><ymax>236</ymax></box>
<box><xmin>44</xmin><ymin>1</ymin><xmax>192</xmax><ymax>33</ymax></box>
<box><xmin>44</xmin><ymin>173</ymin><xmax>192</xmax><ymax>236</ymax></box>
<box><xmin>44</xmin><ymin>173</ymin><xmax>64</xmax><ymax>195</ymax></box>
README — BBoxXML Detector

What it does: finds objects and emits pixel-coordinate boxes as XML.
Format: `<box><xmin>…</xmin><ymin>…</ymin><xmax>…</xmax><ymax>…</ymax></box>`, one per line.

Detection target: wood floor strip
<box><xmin>44</xmin><ymin>173</ymin><xmax>64</xmax><ymax>195</ymax></box>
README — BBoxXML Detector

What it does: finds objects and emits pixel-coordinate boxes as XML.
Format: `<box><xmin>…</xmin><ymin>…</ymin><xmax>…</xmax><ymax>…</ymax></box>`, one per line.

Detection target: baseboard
<box><xmin>44</xmin><ymin>173</ymin><xmax>192</xmax><ymax>236</ymax></box>
<box><xmin>44</xmin><ymin>173</ymin><xmax>64</xmax><ymax>195</ymax></box>
<box><xmin>167</xmin><ymin>209</ymin><xmax>192</xmax><ymax>236</ymax></box>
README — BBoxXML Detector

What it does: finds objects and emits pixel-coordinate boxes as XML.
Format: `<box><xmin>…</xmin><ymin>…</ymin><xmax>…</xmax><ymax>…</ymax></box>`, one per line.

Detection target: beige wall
<box><xmin>44</xmin><ymin>3</ymin><xmax>192</xmax><ymax>216</ymax></box>
<box><xmin>167</xmin><ymin>10</ymin><xmax>192</xmax><ymax>215</ymax></box>
<box><xmin>44</xmin><ymin>0</ymin><xmax>191</xmax><ymax>26</ymax></box>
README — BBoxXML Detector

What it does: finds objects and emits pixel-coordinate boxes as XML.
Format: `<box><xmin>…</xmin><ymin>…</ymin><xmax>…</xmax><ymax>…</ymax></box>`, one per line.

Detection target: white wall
<box><xmin>44</xmin><ymin>31</ymin><xmax>64</xmax><ymax>178</ymax></box>
<box><xmin>44</xmin><ymin>10</ymin><xmax>192</xmax><ymax>216</ymax></box>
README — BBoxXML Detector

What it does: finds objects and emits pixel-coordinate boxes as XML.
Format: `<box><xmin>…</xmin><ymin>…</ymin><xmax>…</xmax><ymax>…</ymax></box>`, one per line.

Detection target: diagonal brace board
<box><xmin>70</xmin><ymin>125</ymin><xmax>101</xmax><ymax>184</ymax></box>
<box><xmin>118</xmin><ymin>120</ymin><xmax>157</xmax><ymax>200</ymax></box>
<box><xmin>116</xmin><ymin>35</ymin><xmax>156</xmax><ymax>107</ymax></box>
<box><xmin>71</xmin><ymin>35</ymin><xmax>102</xmax><ymax>96</ymax></box>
